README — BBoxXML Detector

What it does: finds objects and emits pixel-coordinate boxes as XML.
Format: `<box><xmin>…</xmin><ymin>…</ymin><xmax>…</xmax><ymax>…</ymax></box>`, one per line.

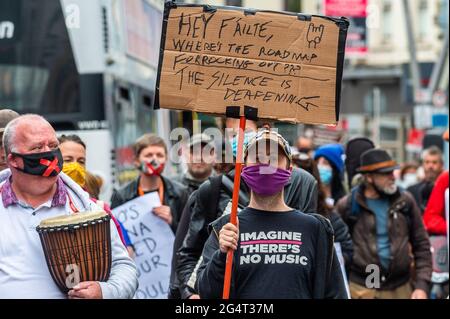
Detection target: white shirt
<box><xmin>0</xmin><ymin>172</ymin><xmax>138</xmax><ymax>299</ymax></box>
<box><xmin>0</xmin><ymin>196</ymin><xmax>71</xmax><ymax>298</ymax></box>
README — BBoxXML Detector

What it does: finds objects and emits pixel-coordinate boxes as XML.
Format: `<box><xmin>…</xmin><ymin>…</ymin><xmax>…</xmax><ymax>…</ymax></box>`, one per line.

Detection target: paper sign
<box><xmin>112</xmin><ymin>192</ymin><xmax>174</xmax><ymax>299</ymax></box>
<box><xmin>156</xmin><ymin>2</ymin><xmax>349</xmax><ymax>124</ymax></box>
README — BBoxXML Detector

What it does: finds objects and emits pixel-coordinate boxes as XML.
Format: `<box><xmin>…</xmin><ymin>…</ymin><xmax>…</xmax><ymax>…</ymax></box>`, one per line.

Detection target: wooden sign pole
<box><xmin>222</xmin><ymin>114</ymin><xmax>246</xmax><ymax>299</ymax></box>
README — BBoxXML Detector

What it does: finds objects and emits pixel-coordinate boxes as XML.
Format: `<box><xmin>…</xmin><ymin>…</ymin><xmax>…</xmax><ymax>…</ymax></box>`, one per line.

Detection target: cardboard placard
<box><xmin>155</xmin><ymin>2</ymin><xmax>348</xmax><ymax>124</ymax></box>
<box><xmin>112</xmin><ymin>192</ymin><xmax>174</xmax><ymax>299</ymax></box>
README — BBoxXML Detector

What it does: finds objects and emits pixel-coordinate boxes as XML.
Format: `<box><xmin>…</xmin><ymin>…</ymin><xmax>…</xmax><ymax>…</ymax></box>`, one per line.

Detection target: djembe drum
<box><xmin>36</xmin><ymin>211</ymin><xmax>112</xmax><ymax>293</ymax></box>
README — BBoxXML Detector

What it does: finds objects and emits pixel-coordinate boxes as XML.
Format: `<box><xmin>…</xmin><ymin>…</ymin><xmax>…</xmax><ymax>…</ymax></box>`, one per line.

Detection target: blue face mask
<box><xmin>318</xmin><ymin>166</ymin><xmax>333</xmax><ymax>185</ymax></box>
<box><xmin>231</xmin><ymin>131</ymin><xmax>256</xmax><ymax>158</ymax></box>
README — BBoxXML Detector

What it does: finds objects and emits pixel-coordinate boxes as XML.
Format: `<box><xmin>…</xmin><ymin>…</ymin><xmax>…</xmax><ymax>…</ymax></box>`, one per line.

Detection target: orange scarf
<box><xmin>137</xmin><ymin>180</ymin><xmax>164</xmax><ymax>204</ymax></box>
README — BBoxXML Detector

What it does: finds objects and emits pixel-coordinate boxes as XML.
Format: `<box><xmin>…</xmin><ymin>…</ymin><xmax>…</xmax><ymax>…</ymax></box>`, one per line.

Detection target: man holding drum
<box><xmin>0</xmin><ymin>114</ymin><xmax>138</xmax><ymax>299</ymax></box>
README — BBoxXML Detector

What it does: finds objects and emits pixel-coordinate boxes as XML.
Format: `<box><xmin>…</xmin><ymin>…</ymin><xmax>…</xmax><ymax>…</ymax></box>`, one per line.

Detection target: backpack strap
<box><xmin>346</xmin><ymin>186</ymin><xmax>362</xmax><ymax>235</ymax></box>
<box><xmin>221</xmin><ymin>174</ymin><xmax>249</xmax><ymax>207</ymax></box>
<box><xmin>350</xmin><ymin>186</ymin><xmax>361</xmax><ymax>216</ymax></box>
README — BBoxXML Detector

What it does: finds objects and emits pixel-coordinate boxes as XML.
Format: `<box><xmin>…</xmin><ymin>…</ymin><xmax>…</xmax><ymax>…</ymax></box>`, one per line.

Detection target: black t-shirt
<box><xmin>214</xmin><ymin>207</ymin><xmax>323</xmax><ymax>299</ymax></box>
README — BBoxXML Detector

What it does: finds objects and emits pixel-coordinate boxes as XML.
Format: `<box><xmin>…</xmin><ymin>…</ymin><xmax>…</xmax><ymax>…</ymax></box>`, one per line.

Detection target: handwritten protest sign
<box><xmin>112</xmin><ymin>192</ymin><xmax>174</xmax><ymax>299</ymax></box>
<box><xmin>156</xmin><ymin>2</ymin><xmax>348</xmax><ymax>124</ymax></box>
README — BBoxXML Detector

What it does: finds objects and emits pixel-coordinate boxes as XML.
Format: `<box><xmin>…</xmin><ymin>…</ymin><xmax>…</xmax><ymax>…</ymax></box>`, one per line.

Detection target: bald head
<box><xmin>3</xmin><ymin>114</ymin><xmax>56</xmax><ymax>156</ymax></box>
<box><xmin>4</xmin><ymin>115</ymin><xmax>62</xmax><ymax>201</ymax></box>
<box><xmin>297</xmin><ymin>136</ymin><xmax>313</xmax><ymax>152</ymax></box>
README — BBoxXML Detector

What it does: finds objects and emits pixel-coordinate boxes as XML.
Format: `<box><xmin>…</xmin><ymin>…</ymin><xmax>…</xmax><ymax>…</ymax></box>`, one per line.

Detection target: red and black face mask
<box><xmin>12</xmin><ymin>149</ymin><xmax>63</xmax><ymax>177</ymax></box>
<box><xmin>140</xmin><ymin>159</ymin><xmax>165</xmax><ymax>176</ymax></box>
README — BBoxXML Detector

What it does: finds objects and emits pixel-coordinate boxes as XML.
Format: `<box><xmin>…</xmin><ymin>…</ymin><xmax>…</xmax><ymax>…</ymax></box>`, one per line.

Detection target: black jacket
<box><xmin>110</xmin><ymin>175</ymin><xmax>189</xmax><ymax>234</ymax></box>
<box><xmin>196</xmin><ymin>210</ymin><xmax>348</xmax><ymax>299</ymax></box>
<box><xmin>336</xmin><ymin>186</ymin><xmax>432</xmax><ymax>292</ymax></box>
<box><xmin>407</xmin><ymin>181</ymin><xmax>434</xmax><ymax>213</ymax></box>
<box><xmin>169</xmin><ymin>190</ymin><xmax>200</xmax><ymax>299</ymax></box>
<box><xmin>176</xmin><ymin>167</ymin><xmax>318</xmax><ymax>298</ymax></box>
<box><xmin>169</xmin><ymin>172</ymin><xmax>212</xmax><ymax>298</ymax></box>
<box><xmin>329</xmin><ymin>211</ymin><xmax>353</xmax><ymax>265</ymax></box>
<box><xmin>175</xmin><ymin>173</ymin><xmax>206</xmax><ymax>195</ymax></box>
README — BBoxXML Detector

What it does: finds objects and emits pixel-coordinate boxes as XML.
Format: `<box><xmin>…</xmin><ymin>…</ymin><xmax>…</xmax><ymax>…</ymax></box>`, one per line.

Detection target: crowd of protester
<box><xmin>0</xmin><ymin>108</ymin><xmax>448</xmax><ymax>299</ymax></box>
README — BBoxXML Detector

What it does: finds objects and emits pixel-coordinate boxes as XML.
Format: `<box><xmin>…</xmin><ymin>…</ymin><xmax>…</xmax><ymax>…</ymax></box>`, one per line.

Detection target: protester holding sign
<box><xmin>196</xmin><ymin>130</ymin><xmax>347</xmax><ymax>299</ymax></box>
<box><xmin>176</xmin><ymin>118</ymin><xmax>261</xmax><ymax>299</ymax></box>
<box><xmin>176</xmin><ymin>121</ymin><xmax>319</xmax><ymax>299</ymax></box>
<box><xmin>110</xmin><ymin>134</ymin><xmax>188</xmax><ymax>299</ymax></box>
<box><xmin>112</xmin><ymin>192</ymin><xmax>175</xmax><ymax>299</ymax></box>
<box><xmin>110</xmin><ymin>134</ymin><xmax>188</xmax><ymax>233</ymax></box>
<box><xmin>157</xmin><ymin>2</ymin><xmax>348</xmax><ymax>300</ymax></box>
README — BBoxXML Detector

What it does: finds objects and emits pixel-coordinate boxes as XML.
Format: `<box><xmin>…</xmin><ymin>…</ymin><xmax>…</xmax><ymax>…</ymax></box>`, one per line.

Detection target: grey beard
<box><xmin>373</xmin><ymin>182</ymin><xmax>398</xmax><ymax>196</ymax></box>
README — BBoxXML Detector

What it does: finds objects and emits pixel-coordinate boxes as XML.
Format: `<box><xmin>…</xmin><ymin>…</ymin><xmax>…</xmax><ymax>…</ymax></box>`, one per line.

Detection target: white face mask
<box><xmin>402</xmin><ymin>173</ymin><xmax>418</xmax><ymax>188</ymax></box>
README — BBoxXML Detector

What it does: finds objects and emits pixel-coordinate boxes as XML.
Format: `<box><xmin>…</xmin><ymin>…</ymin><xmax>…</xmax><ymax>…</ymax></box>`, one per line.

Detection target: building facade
<box><xmin>301</xmin><ymin>0</ymin><xmax>448</xmax><ymax>162</ymax></box>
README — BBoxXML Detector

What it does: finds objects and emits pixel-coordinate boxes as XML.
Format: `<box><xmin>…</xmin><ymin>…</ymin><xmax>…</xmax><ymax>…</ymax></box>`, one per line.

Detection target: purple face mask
<box><xmin>241</xmin><ymin>164</ymin><xmax>291</xmax><ymax>196</ymax></box>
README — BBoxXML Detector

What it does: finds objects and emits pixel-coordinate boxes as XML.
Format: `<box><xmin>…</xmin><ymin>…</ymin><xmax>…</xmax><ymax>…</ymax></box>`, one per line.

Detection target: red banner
<box><xmin>324</xmin><ymin>0</ymin><xmax>368</xmax><ymax>55</ymax></box>
<box><xmin>324</xmin><ymin>0</ymin><xmax>367</xmax><ymax>16</ymax></box>
<box><xmin>406</xmin><ymin>128</ymin><xmax>425</xmax><ymax>152</ymax></box>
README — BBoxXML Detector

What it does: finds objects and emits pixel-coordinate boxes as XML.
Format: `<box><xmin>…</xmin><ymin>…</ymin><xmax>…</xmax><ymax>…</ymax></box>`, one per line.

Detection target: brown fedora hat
<box><xmin>357</xmin><ymin>148</ymin><xmax>399</xmax><ymax>174</ymax></box>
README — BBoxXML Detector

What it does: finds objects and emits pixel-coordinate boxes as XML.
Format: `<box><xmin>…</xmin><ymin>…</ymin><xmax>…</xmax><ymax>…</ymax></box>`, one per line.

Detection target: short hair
<box><xmin>133</xmin><ymin>134</ymin><xmax>167</xmax><ymax>158</ymax></box>
<box><xmin>58</xmin><ymin>134</ymin><xmax>86</xmax><ymax>149</ymax></box>
<box><xmin>400</xmin><ymin>162</ymin><xmax>418</xmax><ymax>179</ymax></box>
<box><xmin>256</xmin><ymin>119</ymin><xmax>274</xmax><ymax>129</ymax></box>
<box><xmin>2</xmin><ymin>114</ymin><xmax>48</xmax><ymax>155</ymax></box>
<box><xmin>421</xmin><ymin>146</ymin><xmax>443</xmax><ymax>162</ymax></box>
